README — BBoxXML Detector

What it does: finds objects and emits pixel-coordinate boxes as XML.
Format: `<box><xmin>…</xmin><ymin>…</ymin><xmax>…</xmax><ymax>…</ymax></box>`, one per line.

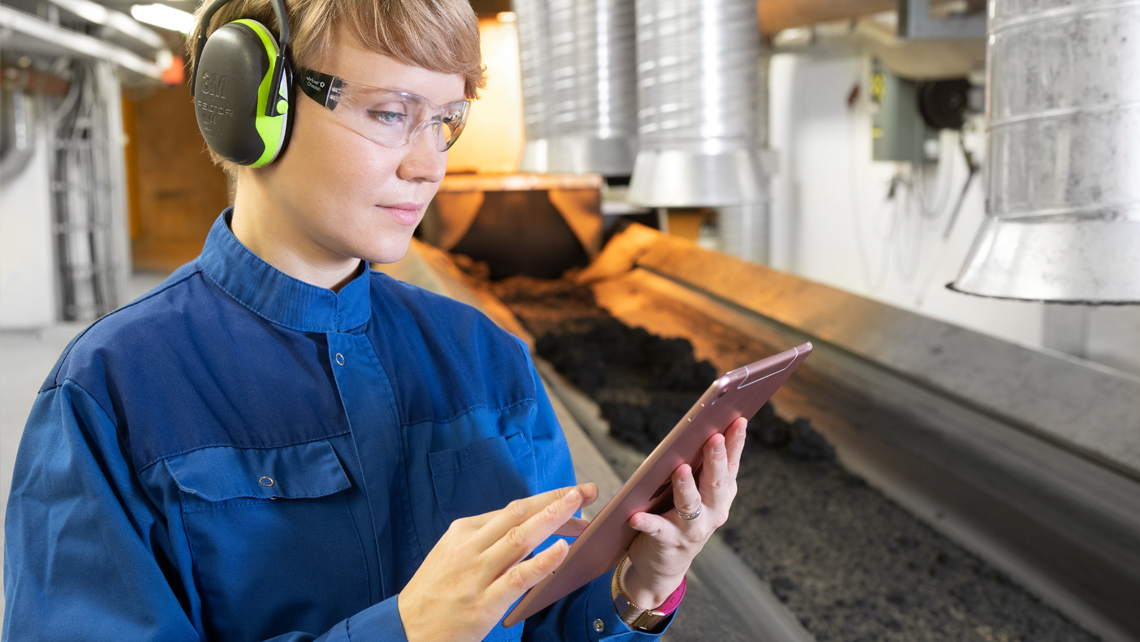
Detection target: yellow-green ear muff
<box><xmin>191</xmin><ymin>0</ymin><xmax>292</xmax><ymax>167</ymax></box>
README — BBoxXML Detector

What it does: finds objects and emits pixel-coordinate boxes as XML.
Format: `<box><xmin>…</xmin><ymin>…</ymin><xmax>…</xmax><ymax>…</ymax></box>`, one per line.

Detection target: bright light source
<box><xmin>496</xmin><ymin>11</ymin><xmax>516</xmax><ymax>22</ymax></box>
<box><xmin>130</xmin><ymin>3</ymin><xmax>195</xmax><ymax>33</ymax></box>
<box><xmin>772</xmin><ymin>27</ymin><xmax>813</xmax><ymax>48</ymax></box>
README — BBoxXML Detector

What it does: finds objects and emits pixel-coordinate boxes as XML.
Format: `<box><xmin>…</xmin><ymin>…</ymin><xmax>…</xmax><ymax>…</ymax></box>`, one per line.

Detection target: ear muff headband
<box><xmin>191</xmin><ymin>0</ymin><xmax>290</xmax><ymax>103</ymax></box>
<box><xmin>190</xmin><ymin>0</ymin><xmax>293</xmax><ymax>167</ymax></box>
<box><xmin>234</xmin><ymin>19</ymin><xmax>289</xmax><ymax>167</ymax></box>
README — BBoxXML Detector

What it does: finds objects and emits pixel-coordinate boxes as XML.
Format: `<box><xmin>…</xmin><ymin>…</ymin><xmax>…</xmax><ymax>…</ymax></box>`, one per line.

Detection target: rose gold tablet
<box><xmin>503</xmin><ymin>342</ymin><xmax>813</xmax><ymax>627</ymax></box>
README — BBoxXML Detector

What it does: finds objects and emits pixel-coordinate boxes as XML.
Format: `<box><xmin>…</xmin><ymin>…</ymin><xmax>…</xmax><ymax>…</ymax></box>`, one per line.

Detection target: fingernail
<box><xmin>543</xmin><ymin>539</ymin><xmax>568</xmax><ymax>559</ymax></box>
<box><xmin>563</xmin><ymin>488</ymin><xmax>579</xmax><ymax>505</ymax></box>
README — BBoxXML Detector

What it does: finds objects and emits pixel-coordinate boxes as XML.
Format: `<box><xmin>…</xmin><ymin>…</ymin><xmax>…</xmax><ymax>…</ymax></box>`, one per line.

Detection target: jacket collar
<box><xmin>198</xmin><ymin>210</ymin><xmax>371</xmax><ymax>333</ymax></box>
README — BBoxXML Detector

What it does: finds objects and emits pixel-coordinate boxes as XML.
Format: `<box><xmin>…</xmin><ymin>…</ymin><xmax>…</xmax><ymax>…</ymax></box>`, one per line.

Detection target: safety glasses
<box><xmin>297</xmin><ymin>67</ymin><xmax>470</xmax><ymax>152</ymax></box>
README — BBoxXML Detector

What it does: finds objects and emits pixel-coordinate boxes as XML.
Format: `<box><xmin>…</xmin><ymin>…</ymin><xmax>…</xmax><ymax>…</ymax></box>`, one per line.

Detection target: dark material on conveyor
<box><xmin>487</xmin><ymin>272</ymin><xmax>1100</xmax><ymax>642</ymax></box>
<box><xmin>447</xmin><ymin>191</ymin><xmax>589</xmax><ymax>280</ymax></box>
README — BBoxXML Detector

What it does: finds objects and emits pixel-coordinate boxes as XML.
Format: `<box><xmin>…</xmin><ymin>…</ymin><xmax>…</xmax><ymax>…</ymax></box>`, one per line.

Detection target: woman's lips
<box><xmin>377</xmin><ymin>202</ymin><xmax>422</xmax><ymax>226</ymax></box>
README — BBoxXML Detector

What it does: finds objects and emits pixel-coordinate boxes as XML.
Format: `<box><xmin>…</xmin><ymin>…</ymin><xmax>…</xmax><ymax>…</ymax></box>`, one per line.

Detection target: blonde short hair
<box><xmin>187</xmin><ymin>0</ymin><xmax>486</xmax><ymax>175</ymax></box>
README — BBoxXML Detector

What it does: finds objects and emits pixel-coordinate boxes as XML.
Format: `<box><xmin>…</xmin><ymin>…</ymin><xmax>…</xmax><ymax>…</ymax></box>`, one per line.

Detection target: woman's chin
<box><xmin>361</xmin><ymin>235</ymin><xmax>416</xmax><ymax>267</ymax></box>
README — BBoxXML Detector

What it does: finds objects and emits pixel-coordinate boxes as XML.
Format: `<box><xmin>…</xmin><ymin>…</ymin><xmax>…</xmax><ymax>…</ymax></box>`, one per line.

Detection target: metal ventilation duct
<box><xmin>542</xmin><ymin>0</ymin><xmax>637</xmax><ymax>176</ymax></box>
<box><xmin>514</xmin><ymin>0</ymin><xmax>636</xmax><ymax>176</ymax></box>
<box><xmin>512</xmin><ymin>0</ymin><xmax>551</xmax><ymax>173</ymax></box>
<box><xmin>546</xmin><ymin>0</ymin><xmax>579</xmax><ymax>169</ymax></box>
<box><xmin>628</xmin><ymin>0</ymin><xmax>763</xmax><ymax>208</ymax></box>
<box><xmin>950</xmin><ymin>0</ymin><xmax>1140</xmax><ymax>303</ymax></box>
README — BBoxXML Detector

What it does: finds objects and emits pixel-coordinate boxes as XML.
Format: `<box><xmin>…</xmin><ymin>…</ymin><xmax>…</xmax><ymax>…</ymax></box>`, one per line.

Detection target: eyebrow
<box><xmin>369</xmin><ymin>84</ymin><xmax>466</xmax><ymax>108</ymax></box>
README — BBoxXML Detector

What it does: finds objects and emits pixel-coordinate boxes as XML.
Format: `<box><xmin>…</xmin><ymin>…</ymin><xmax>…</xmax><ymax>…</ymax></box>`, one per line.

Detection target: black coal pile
<box><xmin>537</xmin><ymin>320</ymin><xmax>713</xmax><ymax>452</ymax></box>
<box><xmin>533</xmin><ymin>319</ymin><xmax>841</xmax><ymax>466</ymax></box>
<box><xmin>481</xmin><ymin>269</ymin><xmax>1099</xmax><ymax>642</ymax></box>
<box><xmin>490</xmin><ymin>274</ymin><xmax>843</xmax><ymax>465</ymax></box>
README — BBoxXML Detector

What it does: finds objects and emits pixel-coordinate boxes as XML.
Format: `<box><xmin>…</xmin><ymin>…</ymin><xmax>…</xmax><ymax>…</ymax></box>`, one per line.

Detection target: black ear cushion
<box><xmin>194</xmin><ymin>22</ymin><xmax>275</xmax><ymax>165</ymax></box>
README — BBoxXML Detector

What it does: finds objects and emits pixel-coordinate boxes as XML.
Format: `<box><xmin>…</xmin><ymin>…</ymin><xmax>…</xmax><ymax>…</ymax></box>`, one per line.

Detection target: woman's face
<box><xmin>257</xmin><ymin>33</ymin><xmax>467</xmax><ymax>270</ymax></box>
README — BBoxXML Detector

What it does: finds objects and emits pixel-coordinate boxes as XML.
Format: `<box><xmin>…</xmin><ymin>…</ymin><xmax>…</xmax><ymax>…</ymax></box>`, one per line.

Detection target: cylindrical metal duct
<box><xmin>717</xmin><ymin>57</ymin><xmax>773</xmax><ymax>265</ymax></box>
<box><xmin>628</xmin><ymin>0</ymin><xmax>763</xmax><ymax>208</ymax></box>
<box><xmin>546</xmin><ymin>0</ymin><xmax>580</xmax><ymax>169</ymax></box>
<box><xmin>718</xmin><ymin>199</ymin><xmax>770</xmax><ymax>264</ymax></box>
<box><xmin>512</xmin><ymin>0</ymin><xmax>552</xmax><ymax>173</ymax></box>
<box><xmin>543</xmin><ymin>0</ymin><xmax>637</xmax><ymax>176</ymax></box>
<box><xmin>950</xmin><ymin>0</ymin><xmax>1140</xmax><ymax>303</ymax></box>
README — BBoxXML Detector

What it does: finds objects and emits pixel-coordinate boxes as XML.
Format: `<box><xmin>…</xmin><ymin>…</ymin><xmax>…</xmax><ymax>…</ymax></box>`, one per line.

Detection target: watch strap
<box><xmin>657</xmin><ymin>575</ymin><xmax>687</xmax><ymax>615</ymax></box>
<box><xmin>610</xmin><ymin>556</ymin><xmax>686</xmax><ymax>632</ymax></box>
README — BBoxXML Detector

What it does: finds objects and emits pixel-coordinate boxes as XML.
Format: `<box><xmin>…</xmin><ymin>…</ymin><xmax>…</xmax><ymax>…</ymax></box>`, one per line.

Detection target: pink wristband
<box><xmin>657</xmin><ymin>576</ymin><xmax>686</xmax><ymax>615</ymax></box>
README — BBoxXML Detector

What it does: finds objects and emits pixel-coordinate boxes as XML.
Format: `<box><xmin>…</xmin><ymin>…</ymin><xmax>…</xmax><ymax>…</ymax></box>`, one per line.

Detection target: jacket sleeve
<box><xmin>513</xmin><ymin>343</ymin><xmax>673</xmax><ymax>641</ymax></box>
<box><xmin>2</xmin><ymin>380</ymin><xmax>411</xmax><ymax>642</ymax></box>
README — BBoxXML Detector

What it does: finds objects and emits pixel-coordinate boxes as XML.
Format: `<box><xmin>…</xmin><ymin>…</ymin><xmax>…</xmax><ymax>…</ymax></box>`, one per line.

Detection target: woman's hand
<box><xmin>623</xmin><ymin>417</ymin><xmax>749</xmax><ymax>609</ymax></box>
<box><xmin>398</xmin><ymin>483</ymin><xmax>599</xmax><ymax>642</ymax></box>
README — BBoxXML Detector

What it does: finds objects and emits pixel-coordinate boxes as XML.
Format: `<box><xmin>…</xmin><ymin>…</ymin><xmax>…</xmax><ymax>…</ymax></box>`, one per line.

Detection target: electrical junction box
<box><xmin>869</xmin><ymin>61</ymin><xmax>938</xmax><ymax>164</ymax></box>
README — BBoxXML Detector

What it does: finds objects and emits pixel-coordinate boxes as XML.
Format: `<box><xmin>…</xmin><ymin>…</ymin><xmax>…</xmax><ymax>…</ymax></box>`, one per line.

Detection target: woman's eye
<box><xmin>368</xmin><ymin>110</ymin><xmax>406</xmax><ymax>125</ymax></box>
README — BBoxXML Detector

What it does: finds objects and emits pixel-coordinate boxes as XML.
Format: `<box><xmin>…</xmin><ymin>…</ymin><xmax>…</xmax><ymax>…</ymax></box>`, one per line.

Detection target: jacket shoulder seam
<box><xmin>49</xmin><ymin>266</ymin><xmax>204</xmax><ymax>389</ymax></box>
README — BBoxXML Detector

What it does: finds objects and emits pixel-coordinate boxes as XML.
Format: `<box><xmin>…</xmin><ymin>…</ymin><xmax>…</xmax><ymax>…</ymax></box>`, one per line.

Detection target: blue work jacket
<box><xmin>4</xmin><ymin>212</ymin><xmax>661</xmax><ymax>642</ymax></box>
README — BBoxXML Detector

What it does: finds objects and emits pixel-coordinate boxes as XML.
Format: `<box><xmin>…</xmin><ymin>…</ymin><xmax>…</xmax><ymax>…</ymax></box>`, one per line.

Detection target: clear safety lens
<box><xmin>298</xmin><ymin>67</ymin><xmax>469</xmax><ymax>152</ymax></box>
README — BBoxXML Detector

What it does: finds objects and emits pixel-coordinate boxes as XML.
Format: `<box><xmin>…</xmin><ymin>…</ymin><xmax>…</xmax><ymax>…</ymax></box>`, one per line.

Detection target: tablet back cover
<box><xmin>503</xmin><ymin>342</ymin><xmax>812</xmax><ymax>627</ymax></box>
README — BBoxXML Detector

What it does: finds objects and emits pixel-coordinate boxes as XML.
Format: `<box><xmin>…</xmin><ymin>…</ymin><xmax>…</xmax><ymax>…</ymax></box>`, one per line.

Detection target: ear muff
<box><xmin>191</xmin><ymin>0</ymin><xmax>292</xmax><ymax>168</ymax></box>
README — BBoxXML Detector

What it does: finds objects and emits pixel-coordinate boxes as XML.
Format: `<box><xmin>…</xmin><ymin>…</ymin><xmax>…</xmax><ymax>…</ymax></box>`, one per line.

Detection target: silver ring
<box><xmin>676</xmin><ymin>505</ymin><xmax>702</xmax><ymax>521</ymax></box>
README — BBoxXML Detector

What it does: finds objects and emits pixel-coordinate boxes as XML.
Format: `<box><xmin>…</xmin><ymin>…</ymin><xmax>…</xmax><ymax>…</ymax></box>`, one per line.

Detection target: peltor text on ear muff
<box><xmin>190</xmin><ymin>0</ymin><xmax>293</xmax><ymax>167</ymax></box>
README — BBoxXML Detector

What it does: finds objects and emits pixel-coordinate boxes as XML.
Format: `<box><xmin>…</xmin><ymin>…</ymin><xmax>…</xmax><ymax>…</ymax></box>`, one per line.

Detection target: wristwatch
<box><xmin>610</xmin><ymin>555</ymin><xmax>686</xmax><ymax>632</ymax></box>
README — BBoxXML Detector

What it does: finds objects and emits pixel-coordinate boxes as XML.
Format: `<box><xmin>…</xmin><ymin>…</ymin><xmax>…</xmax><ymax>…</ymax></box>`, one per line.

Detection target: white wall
<box><xmin>767</xmin><ymin>47</ymin><xmax>1052</xmax><ymax>350</ymax></box>
<box><xmin>1</xmin><ymin>98</ymin><xmax>57</xmax><ymax>330</ymax></box>
<box><xmin>765</xmin><ymin>46</ymin><xmax>1140</xmax><ymax>377</ymax></box>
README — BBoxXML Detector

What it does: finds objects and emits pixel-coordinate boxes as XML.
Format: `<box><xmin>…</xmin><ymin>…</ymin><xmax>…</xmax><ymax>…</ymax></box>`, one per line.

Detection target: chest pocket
<box><xmin>164</xmin><ymin>440</ymin><xmax>370</xmax><ymax>642</ymax></box>
<box><xmin>429</xmin><ymin>434</ymin><xmax>532</xmax><ymax>642</ymax></box>
<box><xmin>428</xmin><ymin>432</ymin><xmax>537</xmax><ymax>524</ymax></box>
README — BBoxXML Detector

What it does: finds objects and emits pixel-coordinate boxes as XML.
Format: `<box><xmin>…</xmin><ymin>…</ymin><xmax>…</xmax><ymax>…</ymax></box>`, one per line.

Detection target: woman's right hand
<box><xmin>398</xmin><ymin>483</ymin><xmax>599</xmax><ymax>641</ymax></box>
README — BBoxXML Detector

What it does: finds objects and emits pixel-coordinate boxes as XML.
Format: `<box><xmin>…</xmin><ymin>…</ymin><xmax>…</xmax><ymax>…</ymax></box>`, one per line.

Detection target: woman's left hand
<box><xmin>622</xmin><ymin>416</ymin><xmax>749</xmax><ymax>609</ymax></box>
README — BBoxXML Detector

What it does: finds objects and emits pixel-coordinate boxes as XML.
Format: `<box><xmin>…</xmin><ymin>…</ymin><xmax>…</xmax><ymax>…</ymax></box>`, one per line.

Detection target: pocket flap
<box><xmin>164</xmin><ymin>440</ymin><xmax>352</xmax><ymax>501</ymax></box>
<box><xmin>428</xmin><ymin>432</ymin><xmax>533</xmax><ymax>473</ymax></box>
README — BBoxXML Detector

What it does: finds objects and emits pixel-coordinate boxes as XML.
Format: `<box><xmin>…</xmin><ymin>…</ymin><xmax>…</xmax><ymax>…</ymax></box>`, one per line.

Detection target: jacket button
<box><xmin>335</xmin><ymin>353</ymin><xmax>345</xmax><ymax>366</ymax></box>
<box><xmin>593</xmin><ymin>618</ymin><xmax>605</xmax><ymax>633</ymax></box>
<box><xmin>259</xmin><ymin>476</ymin><xmax>275</xmax><ymax>487</ymax></box>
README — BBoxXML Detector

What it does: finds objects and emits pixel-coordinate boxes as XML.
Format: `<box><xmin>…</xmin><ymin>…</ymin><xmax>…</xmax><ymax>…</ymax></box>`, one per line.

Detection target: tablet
<box><xmin>503</xmin><ymin>342</ymin><xmax>813</xmax><ymax>627</ymax></box>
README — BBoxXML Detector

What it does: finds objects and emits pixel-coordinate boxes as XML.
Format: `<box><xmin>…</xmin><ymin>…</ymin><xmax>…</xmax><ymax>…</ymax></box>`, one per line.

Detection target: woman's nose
<box><xmin>396</xmin><ymin>125</ymin><xmax>447</xmax><ymax>183</ymax></box>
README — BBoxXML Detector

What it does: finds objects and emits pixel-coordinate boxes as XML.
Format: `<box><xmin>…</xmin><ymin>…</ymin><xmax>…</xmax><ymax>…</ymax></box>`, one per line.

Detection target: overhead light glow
<box><xmin>496</xmin><ymin>11</ymin><xmax>516</xmax><ymax>23</ymax></box>
<box><xmin>130</xmin><ymin>3</ymin><xmax>195</xmax><ymax>33</ymax></box>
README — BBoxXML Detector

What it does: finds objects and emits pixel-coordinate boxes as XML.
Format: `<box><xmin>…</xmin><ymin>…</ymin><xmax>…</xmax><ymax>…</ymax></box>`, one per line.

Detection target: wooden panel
<box><xmin>758</xmin><ymin>0</ymin><xmax>894</xmax><ymax>34</ymax></box>
<box><xmin>121</xmin><ymin>95</ymin><xmax>141</xmax><ymax>240</ymax></box>
<box><xmin>129</xmin><ymin>84</ymin><xmax>230</xmax><ymax>271</ymax></box>
<box><xmin>758</xmin><ymin>0</ymin><xmax>987</xmax><ymax>35</ymax></box>
<box><xmin>666</xmin><ymin>210</ymin><xmax>713</xmax><ymax>243</ymax></box>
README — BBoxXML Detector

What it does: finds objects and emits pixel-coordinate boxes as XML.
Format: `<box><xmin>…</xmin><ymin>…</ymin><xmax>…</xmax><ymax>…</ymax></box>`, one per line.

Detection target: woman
<box><xmin>3</xmin><ymin>0</ymin><xmax>749</xmax><ymax>639</ymax></box>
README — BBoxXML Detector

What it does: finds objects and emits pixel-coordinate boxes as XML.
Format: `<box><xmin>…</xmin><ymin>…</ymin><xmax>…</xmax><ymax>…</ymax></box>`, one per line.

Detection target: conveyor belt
<box><xmin>381</xmin><ymin>240</ymin><xmax>816</xmax><ymax>642</ymax></box>
<box><xmin>382</xmin><ymin>227</ymin><xmax>1140</xmax><ymax>642</ymax></box>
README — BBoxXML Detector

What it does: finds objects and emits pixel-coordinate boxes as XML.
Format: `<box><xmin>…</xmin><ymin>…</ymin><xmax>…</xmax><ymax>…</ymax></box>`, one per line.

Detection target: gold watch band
<box><xmin>610</xmin><ymin>556</ymin><xmax>670</xmax><ymax>632</ymax></box>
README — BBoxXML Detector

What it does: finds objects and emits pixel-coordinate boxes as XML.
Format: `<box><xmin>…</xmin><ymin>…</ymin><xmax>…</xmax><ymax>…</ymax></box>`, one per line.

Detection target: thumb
<box><xmin>628</xmin><ymin>511</ymin><xmax>671</xmax><ymax>537</ymax></box>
